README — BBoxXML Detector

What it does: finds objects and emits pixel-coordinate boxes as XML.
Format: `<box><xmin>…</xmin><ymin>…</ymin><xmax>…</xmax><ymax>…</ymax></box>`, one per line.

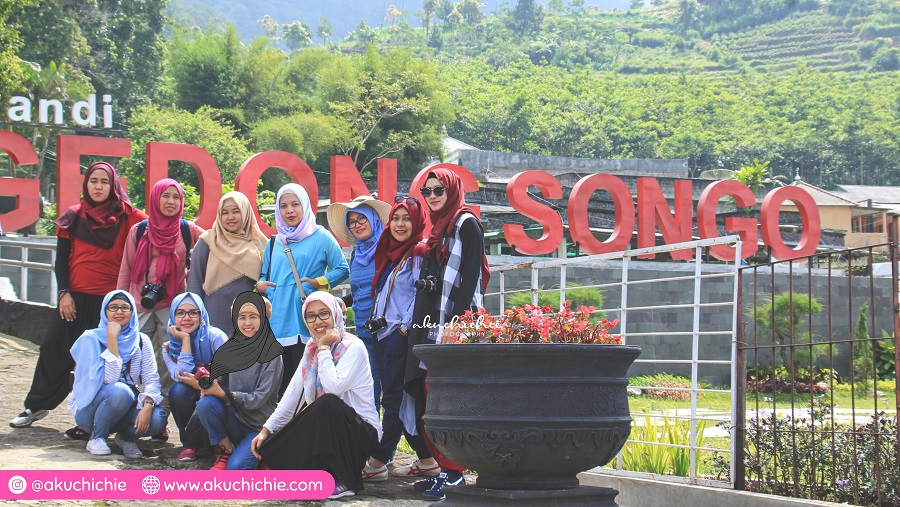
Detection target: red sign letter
<box><xmin>235</xmin><ymin>151</ymin><xmax>318</xmax><ymax>236</ymax></box>
<box><xmin>57</xmin><ymin>135</ymin><xmax>131</xmax><ymax>216</ymax></box>
<box><xmin>568</xmin><ymin>174</ymin><xmax>634</xmax><ymax>255</ymax></box>
<box><xmin>637</xmin><ymin>178</ymin><xmax>693</xmax><ymax>260</ymax></box>
<box><xmin>504</xmin><ymin>171</ymin><xmax>563</xmax><ymax>255</ymax></box>
<box><xmin>760</xmin><ymin>186</ymin><xmax>821</xmax><ymax>260</ymax></box>
<box><xmin>146</xmin><ymin>142</ymin><xmax>222</xmax><ymax>229</ymax></box>
<box><xmin>697</xmin><ymin>180</ymin><xmax>759</xmax><ymax>261</ymax></box>
<box><xmin>0</xmin><ymin>131</ymin><xmax>41</xmax><ymax>231</ymax></box>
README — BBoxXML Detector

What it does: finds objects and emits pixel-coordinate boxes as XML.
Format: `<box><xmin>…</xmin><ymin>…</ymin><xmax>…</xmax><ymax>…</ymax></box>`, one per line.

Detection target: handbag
<box><xmin>257</xmin><ymin>395</ymin><xmax>308</xmax><ymax>469</ymax></box>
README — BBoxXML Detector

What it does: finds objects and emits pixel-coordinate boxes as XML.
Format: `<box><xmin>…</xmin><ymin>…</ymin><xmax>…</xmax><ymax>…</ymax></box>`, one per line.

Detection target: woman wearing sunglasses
<box><xmin>361</xmin><ymin>196</ymin><xmax>440</xmax><ymax>482</ymax></box>
<box><xmin>67</xmin><ymin>290</ymin><xmax>168</xmax><ymax>458</ymax></box>
<box><xmin>256</xmin><ymin>184</ymin><xmax>350</xmax><ymax>397</ymax></box>
<box><xmin>404</xmin><ymin>168</ymin><xmax>491</xmax><ymax>500</ymax></box>
<box><xmin>251</xmin><ymin>292</ymin><xmax>381</xmax><ymax>500</ymax></box>
<box><xmin>161</xmin><ymin>292</ymin><xmax>229</xmax><ymax>462</ymax></box>
<box><xmin>326</xmin><ymin>195</ymin><xmax>392</xmax><ymax>413</ymax></box>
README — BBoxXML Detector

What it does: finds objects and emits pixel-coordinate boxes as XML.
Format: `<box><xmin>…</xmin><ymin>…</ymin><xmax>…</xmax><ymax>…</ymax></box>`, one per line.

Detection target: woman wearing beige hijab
<box><xmin>187</xmin><ymin>192</ymin><xmax>268</xmax><ymax>336</ymax></box>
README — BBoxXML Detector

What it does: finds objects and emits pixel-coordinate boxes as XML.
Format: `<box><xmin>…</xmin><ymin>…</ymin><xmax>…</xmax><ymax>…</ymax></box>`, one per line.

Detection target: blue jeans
<box><xmin>358</xmin><ymin>329</ymin><xmax>381</xmax><ymax>413</ymax></box>
<box><xmin>372</xmin><ymin>330</ymin><xmax>431</xmax><ymax>463</ymax></box>
<box><xmin>75</xmin><ymin>382</ymin><xmax>168</xmax><ymax>441</ymax></box>
<box><xmin>169</xmin><ymin>381</ymin><xmax>200</xmax><ymax>447</ymax></box>
<box><xmin>195</xmin><ymin>395</ymin><xmax>260</xmax><ymax>470</ymax></box>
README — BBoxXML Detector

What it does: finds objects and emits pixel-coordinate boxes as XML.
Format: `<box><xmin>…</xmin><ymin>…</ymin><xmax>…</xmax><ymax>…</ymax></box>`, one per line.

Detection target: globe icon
<box><xmin>141</xmin><ymin>475</ymin><xmax>161</xmax><ymax>495</ymax></box>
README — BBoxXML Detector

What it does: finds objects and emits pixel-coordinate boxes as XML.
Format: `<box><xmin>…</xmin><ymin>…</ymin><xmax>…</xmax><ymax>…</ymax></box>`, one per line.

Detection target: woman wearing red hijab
<box><xmin>404</xmin><ymin>168</ymin><xmax>490</xmax><ymax>501</ymax></box>
<box><xmin>117</xmin><ymin>179</ymin><xmax>203</xmax><ymax>441</ymax></box>
<box><xmin>10</xmin><ymin>162</ymin><xmax>147</xmax><ymax>432</ymax></box>
<box><xmin>360</xmin><ymin>196</ymin><xmax>440</xmax><ymax>482</ymax></box>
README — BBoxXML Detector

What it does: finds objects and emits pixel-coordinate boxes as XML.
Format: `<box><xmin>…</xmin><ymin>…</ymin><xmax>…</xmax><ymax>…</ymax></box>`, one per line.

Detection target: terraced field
<box><xmin>712</xmin><ymin>14</ymin><xmax>863</xmax><ymax>73</ymax></box>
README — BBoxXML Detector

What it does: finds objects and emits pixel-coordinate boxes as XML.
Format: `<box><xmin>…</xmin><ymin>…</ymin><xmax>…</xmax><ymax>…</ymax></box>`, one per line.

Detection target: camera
<box><xmin>364</xmin><ymin>316</ymin><xmax>388</xmax><ymax>333</ymax></box>
<box><xmin>140</xmin><ymin>282</ymin><xmax>166</xmax><ymax>309</ymax></box>
<box><xmin>194</xmin><ymin>366</ymin><xmax>211</xmax><ymax>390</ymax></box>
<box><xmin>415</xmin><ymin>275</ymin><xmax>438</xmax><ymax>294</ymax></box>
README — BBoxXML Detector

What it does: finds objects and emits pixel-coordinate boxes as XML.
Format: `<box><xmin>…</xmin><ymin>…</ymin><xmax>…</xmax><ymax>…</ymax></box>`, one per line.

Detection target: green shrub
<box><xmin>630</xmin><ymin>373</ymin><xmax>710</xmax><ymax>401</ymax></box>
<box><xmin>505</xmin><ymin>285</ymin><xmax>603</xmax><ymax>311</ymax></box>
<box><xmin>622</xmin><ymin>416</ymin><xmax>708</xmax><ymax>476</ymax></box>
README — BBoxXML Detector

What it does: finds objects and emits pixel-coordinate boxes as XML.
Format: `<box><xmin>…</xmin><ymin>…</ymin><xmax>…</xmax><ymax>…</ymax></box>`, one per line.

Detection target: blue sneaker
<box><xmin>422</xmin><ymin>471</ymin><xmax>465</xmax><ymax>501</ymax></box>
<box><xmin>413</xmin><ymin>476</ymin><xmax>438</xmax><ymax>492</ymax></box>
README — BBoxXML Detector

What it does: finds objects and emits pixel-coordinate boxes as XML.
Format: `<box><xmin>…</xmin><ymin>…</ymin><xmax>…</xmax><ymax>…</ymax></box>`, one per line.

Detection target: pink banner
<box><xmin>0</xmin><ymin>470</ymin><xmax>333</xmax><ymax>500</ymax></box>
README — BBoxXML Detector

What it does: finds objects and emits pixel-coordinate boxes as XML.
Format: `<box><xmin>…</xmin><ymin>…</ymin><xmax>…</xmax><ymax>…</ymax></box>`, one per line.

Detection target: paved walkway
<box><xmin>0</xmin><ymin>332</ymin><xmax>439</xmax><ymax>506</ymax></box>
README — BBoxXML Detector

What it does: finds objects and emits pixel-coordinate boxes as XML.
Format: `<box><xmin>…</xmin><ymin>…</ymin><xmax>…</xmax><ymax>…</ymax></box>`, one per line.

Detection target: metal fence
<box><xmin>0</xmin><ymin>237</ymin><xmax>57</xmax><ymax>305</ymax></box>
<box><xmin>735</xmin><ymin>244</ymin><xmax>900</xmax><ymax>506</ymax></box>
<box><xmin>486</xmin><ymin>236</ymin><xmax>742</xmax><ymax>487</ymax></box>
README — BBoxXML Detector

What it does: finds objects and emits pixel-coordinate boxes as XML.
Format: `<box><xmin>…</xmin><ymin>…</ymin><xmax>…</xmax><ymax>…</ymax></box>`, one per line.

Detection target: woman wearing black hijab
<box><xmin>195</xmin><ymin>291</ymin><xmax>283</xmax><ymax>470</ymax></box>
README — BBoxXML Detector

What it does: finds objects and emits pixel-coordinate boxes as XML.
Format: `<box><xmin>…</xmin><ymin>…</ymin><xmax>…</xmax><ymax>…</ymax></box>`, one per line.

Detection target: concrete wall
<box><xmin>579</xmin><ymin>472</ymin><xmax>850</xmax><ymax>507</ymax></box>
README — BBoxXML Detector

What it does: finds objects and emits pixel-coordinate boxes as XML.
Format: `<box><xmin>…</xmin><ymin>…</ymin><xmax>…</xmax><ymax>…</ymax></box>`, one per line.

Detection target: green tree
<box><xmin>166</xmin><ymin>26</ymin><xmax>242</xmax><ymax>112</ymax></box>
<box><xmin>753</xmin><ymin>292</ymin><xmax>823</xmax><ymax>381</ymax></box>
<box><xmin>118</xmin><ymin>105</ymin><xmax>251</xmax><ymax>208</ymax></box>
<box><xmin>511</xmin><ymin>0</ymin><xmax>544</xmax><ymax>36</ymax></box>
<box><xmin>282</xmin><ymin>21</ymin><xmax>313</xmax><ymax>51</ymax></box>
<box><xmin>316</xmin><ymin>15</ymin><xmax>333</xmax><ymax>46</ymax></box>
<box><xmin>732</xmin><ymin>159</ymin><xmax>785</xmax><ymax>193</ymax></box>
<box><xmin>852</xmin><ymin>302</ymin><xmax>874</xmax><ymax>395</ymax></box>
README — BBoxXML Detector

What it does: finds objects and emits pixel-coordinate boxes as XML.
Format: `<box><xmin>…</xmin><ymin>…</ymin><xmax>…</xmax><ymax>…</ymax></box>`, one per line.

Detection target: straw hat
<box><xmin>326</xmin><ymin>195</ymin><xmax>392</xmax><ymax>245</ymax></box>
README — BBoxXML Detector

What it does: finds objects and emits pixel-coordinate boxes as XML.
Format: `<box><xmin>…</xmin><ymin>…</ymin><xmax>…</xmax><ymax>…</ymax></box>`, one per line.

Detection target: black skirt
<box><xmin>284</xmin><ymin>393</ymin><xmax>378</xmax><ymax>493</ymax></box>
<box><xmin>24</xmin><ymin>291</ymin><xmax>104</xmax><ymax>411</ymax></box>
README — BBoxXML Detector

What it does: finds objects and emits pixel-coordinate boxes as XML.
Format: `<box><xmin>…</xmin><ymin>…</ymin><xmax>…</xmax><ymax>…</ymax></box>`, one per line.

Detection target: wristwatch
<box><xmin>317</xmin><ymin>344</ymin><xmax>331</xmax><ymax>352</ymax></box>
<box><xmin>399</xmin><ymin>324</ymin><xmax>410</xmax><ymax>337</ymax></box>
<box><xmin>143</xmin><ymin>398</ymin><xmax>155</xmax><ymax>408</ymax></box>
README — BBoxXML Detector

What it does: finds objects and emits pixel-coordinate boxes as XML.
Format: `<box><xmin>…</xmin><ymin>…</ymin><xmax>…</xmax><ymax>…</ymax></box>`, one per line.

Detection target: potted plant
<box><xmin>413</xmin><ymin>302</ymin><xmax>641</xmax><ymax>506</ymax></box>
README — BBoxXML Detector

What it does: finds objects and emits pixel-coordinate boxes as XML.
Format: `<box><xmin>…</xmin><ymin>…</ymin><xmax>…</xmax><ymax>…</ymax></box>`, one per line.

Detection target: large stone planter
<box><xmin>414</xmin><ymin>343</ymin><xmax>641</xmax><ymax>506</ymax></box>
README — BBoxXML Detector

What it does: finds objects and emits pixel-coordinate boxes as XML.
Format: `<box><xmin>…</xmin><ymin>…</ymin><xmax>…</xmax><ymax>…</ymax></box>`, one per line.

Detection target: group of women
<box><xmin>9</xmin><ymin>163</ymin><xmax>488</xmax><ymax>501</ymax></box>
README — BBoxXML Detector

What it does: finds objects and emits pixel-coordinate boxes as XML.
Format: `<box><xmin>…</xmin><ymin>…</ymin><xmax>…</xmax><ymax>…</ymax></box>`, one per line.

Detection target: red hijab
<box><xmin>131</xmin><ymin>179</ymin><xmax>185</xmax><ymax>306</ymax></box>
<box><xmin>55</xmin><ymin>162</ymin><xmax>135</xmax><ymax>248</ymax></box>
<box><xmin>372</xmin><ymin>198</ymin><xmax>427</xmax><ymax>290</ymax></box>
<box><xmin>423</xmin><ymin>168</ymin><xmax>490</xmax><ymax>290</ymax></box>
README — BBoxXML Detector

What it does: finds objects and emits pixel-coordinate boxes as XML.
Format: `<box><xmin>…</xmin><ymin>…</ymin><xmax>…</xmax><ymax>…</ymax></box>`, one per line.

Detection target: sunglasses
<box><xmin>394</xmin><ymin>196</ymin><xmax>420</xmax><ymax>206</ymax></box>
<box><xmin>420</xmin><ymin>186</ymin><xmax>446</xmax><ymax>198</ymax></box>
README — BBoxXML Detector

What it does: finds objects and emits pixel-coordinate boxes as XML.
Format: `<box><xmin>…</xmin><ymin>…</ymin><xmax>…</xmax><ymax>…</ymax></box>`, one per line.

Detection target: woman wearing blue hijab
<box><xmin>68</xmin><ymin>290</ymin><xmax>168</xmax><ymax>458</ymax></box>
<box><xmin>162</xmin><ymin>292</ymin><xmax>229</xmax><ymax>462</ymax></box>
<box><xmin>326</xmin><ymin>196</ymin><xmax>391</xmax><ymax>412</ymax></box>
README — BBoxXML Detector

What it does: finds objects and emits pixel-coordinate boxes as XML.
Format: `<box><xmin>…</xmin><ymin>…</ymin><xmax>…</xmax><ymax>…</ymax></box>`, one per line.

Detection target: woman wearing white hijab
<box><xmin>255</xmin><ymin>184</ymin><xmax>349</xmax><ymax>396</ymax></box>
<box><xmin>251</xmin><ymin>292</ymin><xmax>380</xmax><ymax>500</ymax></box>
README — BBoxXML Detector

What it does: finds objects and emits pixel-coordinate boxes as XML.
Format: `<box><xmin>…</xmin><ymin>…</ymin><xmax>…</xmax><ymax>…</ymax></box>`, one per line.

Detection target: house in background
<box><xmin>831</xmin><ymin>184</ymin><xmax>900</xmax><ymax>247</ymax></box>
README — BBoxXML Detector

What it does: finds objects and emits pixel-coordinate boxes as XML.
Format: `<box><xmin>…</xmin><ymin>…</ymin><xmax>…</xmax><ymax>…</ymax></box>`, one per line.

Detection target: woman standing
<box><xmin>10</xmin><ymin>162</ymin><xmax>146</xmax><ymax>433</ymax></box>
<box><xmin>361</xmin><ymin>197</ymin><xmax>440</xmax><ymax>482</ymax></box>
<box><xmin>162</xmin><ymin>292</ymin><xmax>228</xmax><ymax>461</ymax></box>
<box><xmin>251</xmin><ymin>292</ymin><xmax>381</xmax><ymax>500</ymax></box>
<box><xmin>195</xmin><ymin>291</ymin><xmax>282</xmax><ymax>470</ymax></box>
<box><xmin>117</xmin><ymin>178</ymin><xmax>203</xmax><ymax>441</ymax></box>
<box><xmin>256</xmin><ymin>184</ymin><xmax>349</xmax><ymax>396</ymax></box>
<box><xmin>405</xmin><ymin>169</ymin><xmax>490</xmax><ymax>501</ymax></box>
<box><xmin>326</xmin><ymin>195</ymin><xmax>391</xmax><ymax>412</ymax></box>
<box><xmin>187</xmin><ymin>192</ymin><xmax>267</xmax><ymax>337</ymax></box>
<box><xmin>68</xmin><ymin>290</ymin><xmax>168</xmax><ymax>458</ymax></box>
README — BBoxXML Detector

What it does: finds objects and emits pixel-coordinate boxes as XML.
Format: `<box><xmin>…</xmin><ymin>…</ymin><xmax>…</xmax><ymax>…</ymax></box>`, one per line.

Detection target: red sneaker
<box><xmin>210</xmin><ymin>446</ymin><xmax>232</xmax><ymax>470</ymax></box>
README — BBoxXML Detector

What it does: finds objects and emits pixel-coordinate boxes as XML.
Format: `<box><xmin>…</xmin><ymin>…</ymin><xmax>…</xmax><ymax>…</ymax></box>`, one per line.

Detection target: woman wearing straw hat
<box><xmin>327</xmin><ymin>195</ymin><xmax>391</xmax><ymax>413</ymax></box>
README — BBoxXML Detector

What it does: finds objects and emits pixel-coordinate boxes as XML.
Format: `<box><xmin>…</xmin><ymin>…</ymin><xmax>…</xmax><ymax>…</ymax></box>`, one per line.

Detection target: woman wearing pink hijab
<box><xmin>117</xmin><ymin>179</ymin><xmax>204</xmax><ymax>441</ymax></box>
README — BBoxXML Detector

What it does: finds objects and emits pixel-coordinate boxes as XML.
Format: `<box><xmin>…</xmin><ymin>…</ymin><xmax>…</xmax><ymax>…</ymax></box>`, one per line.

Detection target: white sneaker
<box><xmin>9</xmin><ymin>409</ymin><xmax>49</xmax><ymax>428</ymax></box>
<box><xmin>114</xmin><ymin>433</ymin><xmax>143</xmax><ymax>459</ymax></box>
<box><xmin>86</xmin><ymin>438</ymin><xmax>111</xmax><ymax>456</ymax></box>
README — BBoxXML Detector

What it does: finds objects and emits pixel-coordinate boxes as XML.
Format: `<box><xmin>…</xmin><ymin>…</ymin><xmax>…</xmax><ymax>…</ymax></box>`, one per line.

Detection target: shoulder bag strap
<box><xmin>282</xmin><ymin>243</ymin><xmax>308</xmax><ymax>301</ymax></box>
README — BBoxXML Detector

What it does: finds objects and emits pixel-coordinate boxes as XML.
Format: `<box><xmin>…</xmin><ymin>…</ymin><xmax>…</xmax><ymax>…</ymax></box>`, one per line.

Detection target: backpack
<box><xmin>135</xmin><ymin>219</ymin><xmax>193</xmax><ymax>269</ymax></box>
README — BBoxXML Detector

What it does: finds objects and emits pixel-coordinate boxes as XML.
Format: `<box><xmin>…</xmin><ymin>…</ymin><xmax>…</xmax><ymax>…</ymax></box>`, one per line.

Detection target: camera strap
<box><xmin>282</xmin><ymin>243</ymin><xmax>309</xmax><ymax>302</ymax></box>
<box><xmin>376</xmin><ymin>250</ymin><xmax>412</xmax><ymax>320</ymax></box>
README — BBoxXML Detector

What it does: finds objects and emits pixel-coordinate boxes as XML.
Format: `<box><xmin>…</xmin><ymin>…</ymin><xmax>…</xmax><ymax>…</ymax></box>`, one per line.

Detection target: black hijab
<box><xmin>207</xmin><ymin>291</ymin><xmax>283</xmax><ymax>382</ymax></box>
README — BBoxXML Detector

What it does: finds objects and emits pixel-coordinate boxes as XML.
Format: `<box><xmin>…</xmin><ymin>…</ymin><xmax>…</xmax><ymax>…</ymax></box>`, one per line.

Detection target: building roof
<box><xmin>832</xmin><ymin>185</ymin><xmax>900</xmax><ymax>214</ymax></box>
<box><xmin>790</xmin><ymin>180</ymin><xmax>861</xmax><ymax>207</ymax></box>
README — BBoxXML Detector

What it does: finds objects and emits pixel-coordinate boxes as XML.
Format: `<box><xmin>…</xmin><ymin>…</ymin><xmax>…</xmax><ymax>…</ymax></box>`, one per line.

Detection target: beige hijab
<box><xmin>199</xmin><ymin>191</ymin><xmax>269</xmax><ymax>294</ymax></box>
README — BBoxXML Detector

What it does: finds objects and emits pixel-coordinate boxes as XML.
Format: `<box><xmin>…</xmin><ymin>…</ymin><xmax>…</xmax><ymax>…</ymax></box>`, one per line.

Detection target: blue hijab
<box><xmin>166</xmin><ymin>292</ymin><xmax>216</xmax><ymax>366</ymax></box>
<box><xmin>346</xmin><ymin>204</ymin><xmax>383</xmax><ymax>266</ymax></box>
<box><xmin>70</xmin><ymin>290</ymin><xmax>141</xmax><ymax>410</ymax></box>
